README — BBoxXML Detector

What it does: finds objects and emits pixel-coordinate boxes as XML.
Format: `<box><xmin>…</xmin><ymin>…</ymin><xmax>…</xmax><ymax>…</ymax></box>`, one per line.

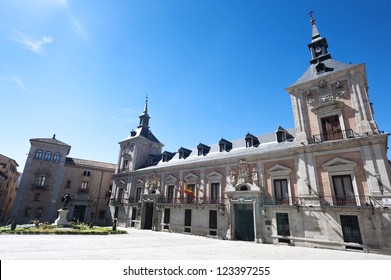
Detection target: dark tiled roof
<box><xmin>65</xmin><ymin>157</ymin><xmax>116</xmax><ymax>170</ymax></box>
<box><xmin>31</xmin><ymin>137</ymin><xmax>70</xmax><ymax>147</ymax></box>
<box><xmin>289</xmin><ymin>59</ymin><xmax>357</xmax><ymax>87</ymax></box>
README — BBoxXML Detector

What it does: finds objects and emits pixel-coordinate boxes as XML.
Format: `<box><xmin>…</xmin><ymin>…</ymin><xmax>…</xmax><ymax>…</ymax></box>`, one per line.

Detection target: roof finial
<box><xmin>308</xmin><ymin>10</ymin><xmax>315</xmax><ymax>24</ymax></box>
<box><xmin>52</xmin><ymin>133</ymin><xmax>56</xmax><ymax>139</ymax></box>
<box><xmin>144</xmin><ymin>94</ymin><xmax>148</xmax><ymax>114</ymax></box>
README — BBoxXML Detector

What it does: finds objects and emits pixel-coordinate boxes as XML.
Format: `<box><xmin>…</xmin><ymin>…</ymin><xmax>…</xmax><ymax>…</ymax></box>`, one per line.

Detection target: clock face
<box><xmin>315</xmin><ymin>47</ymin><xmax>322</xmax><ymax>53</ymax></box>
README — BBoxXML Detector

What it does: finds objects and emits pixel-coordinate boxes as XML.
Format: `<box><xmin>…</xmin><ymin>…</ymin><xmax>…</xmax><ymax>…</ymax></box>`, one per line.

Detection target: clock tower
<box><xmin>286</xmin><ymin>16</ymin><xmax>379</xmax><ymax>144</ymax></box>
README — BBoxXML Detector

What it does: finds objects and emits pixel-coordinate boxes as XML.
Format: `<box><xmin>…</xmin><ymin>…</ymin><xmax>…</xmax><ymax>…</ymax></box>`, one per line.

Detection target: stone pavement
<box><xmin>1</xmin><ymin>228</ymin><xmax>390</xmax><ymax>260</ymax></box>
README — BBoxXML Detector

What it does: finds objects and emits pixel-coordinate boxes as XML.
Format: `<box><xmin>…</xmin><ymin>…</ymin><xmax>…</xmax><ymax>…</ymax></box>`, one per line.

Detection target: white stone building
<box><xmin>111</xmin><ymin>18</ymin><xmax>391</xmax><ymax>254</ymax></box>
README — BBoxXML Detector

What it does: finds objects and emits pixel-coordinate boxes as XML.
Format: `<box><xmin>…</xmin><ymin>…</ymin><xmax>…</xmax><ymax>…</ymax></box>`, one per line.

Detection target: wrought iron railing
<box><xmin>319</xmin><ymin>195</ymin><xmax>371</xmax><ymax>207</ymax></box>
<box><xmin>312</xmin><ymin>129</ymin><xmax>359</xmax><ymax>143</ymax></box>
<box><xmin>262</xmin><ymin>195</ymin><xmax>371</xmax><ymax>207</ymax></box>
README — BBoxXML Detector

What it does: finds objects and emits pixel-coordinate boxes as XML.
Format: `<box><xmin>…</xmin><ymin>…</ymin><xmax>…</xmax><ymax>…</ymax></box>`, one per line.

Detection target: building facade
<box><xmin>0</xmin><ymin>154</ymin><xmax>20</xmax><ymax>224</ymax></box>
<box><xmin>11</xmin><ymin>135</ymin><xmax>115</xmax><ymax>226</ymax></box>
<box><xmin>111</xmin><ymin>19</ymin><xmax>391</xmax><ymax>254</ymax></box>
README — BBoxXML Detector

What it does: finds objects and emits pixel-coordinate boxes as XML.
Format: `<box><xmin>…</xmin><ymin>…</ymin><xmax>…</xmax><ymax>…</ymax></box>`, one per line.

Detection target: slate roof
<box><xmin>139</xmin><ymin>128</ymin><xmax>296</xmax><ymax>170</ymax></box>
<box><xmin>65</xmin><ymin>157</ymin><xmax>116</xmax><ymax>170</ymax></box>
<box><xmin>30</xmin><ymin>137</ymin><xmax>71</xmax><ymax>147</ymax></box>
<box><xmin>289</xmin><ymin>59</ymin><xmax>357</xmax><ymax>87</ymax></box>
<box><xmin>120</xmin><ymin>126</ymin><xmax>162</xmax><ymax>144</ymax></box>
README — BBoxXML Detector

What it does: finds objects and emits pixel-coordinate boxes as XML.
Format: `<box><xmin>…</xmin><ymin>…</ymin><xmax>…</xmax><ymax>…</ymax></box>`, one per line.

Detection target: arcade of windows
<box><xmin>34</xmin><ymin>150</ymin><xmax>61</xmax><ymax>163</ymax></box>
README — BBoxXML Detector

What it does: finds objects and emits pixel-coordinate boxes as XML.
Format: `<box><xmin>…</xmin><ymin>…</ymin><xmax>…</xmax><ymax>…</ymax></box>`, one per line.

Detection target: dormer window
<box><xmin>147</xmin><ymin>154</ymin><xmax>161</xmax><ymax>166</ymax></box>
<box><xmin>219</xmin><ymin>138</ymin><xmax>232</xmax><ymax>152</ymax></box>
<box><xmin>245</xmin><ymin>133</ymin><xmax>260</xmax><ymax>148</ymax></box>
<box><xmin>178</xmin><ymin>147</ymin><xmax>191</xmax><ymax>159</ymax></box>
<box><xmin>161</xmin><ymin>151</ymin><xmax>175</xmax><ymax>162</ymax></box>
<box><xmin>276</xmin><ymin>126</ymin><xmax>294</xmax><ymax>143</ymax></box>
<box><xmin>197</xmin><ymin>143</ymin><xmax>211</xmax><ymax>156</ymax></box>
<box><xmin>315</xmin><ymin>62</ymin><xmax>326</xmax><ymax>74</ymax></box>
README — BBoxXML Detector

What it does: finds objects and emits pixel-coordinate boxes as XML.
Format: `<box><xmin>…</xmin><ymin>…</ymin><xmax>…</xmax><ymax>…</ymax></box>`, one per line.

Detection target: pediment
<box><xmin>266</xmin><ymin>164</ymin><xmax>291</xmax><ymax>176</ymax></box>
<box><xmin>184</xmin><ymin>173</ymin><xmax>198</xmax><ymax>184</ymax></box>
<box><xmin>322</xmin><ymin>157</ymin><xmax>356</xmax><ymax>172</ymax></box>
<box><xmin>136</xmin><ymin>179</ymin><xmax>144</xmax><ymax>187</ymax></box>
<box><xmin>165</xmin><ymin>175</ymin><xmax>177</xmax><ymax>184</ymax></box>
<box><xmin>184</xmin><ymin>173</ymin><xmax>198</xmax><ymax>180</ymax></box>
<box><xmin>206</xmin><ymin>171</ymin><xmax>223</xmax><ymax>180</ymax></box>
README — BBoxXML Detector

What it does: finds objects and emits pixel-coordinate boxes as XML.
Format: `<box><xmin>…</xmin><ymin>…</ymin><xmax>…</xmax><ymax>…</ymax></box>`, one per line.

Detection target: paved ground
<box><xmin>1</xmin><ymin>228</ymin><xmax>390</xmax><ymax>260</ymax></box>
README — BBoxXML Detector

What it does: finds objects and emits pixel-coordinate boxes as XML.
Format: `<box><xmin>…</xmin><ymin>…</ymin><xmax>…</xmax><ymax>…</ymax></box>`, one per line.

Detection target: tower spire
<box><xmin>309</xmin><ymin>11</ymin><xmax>321</xmax><ymax>42</ymax></box>
<box><xmin>138</xmin><ymin>95</ymin><xmax>150</xmax><ymax>128</ymax></box>
<box><xmin>307</xmin><ymin>13</ymin><xmax>331</xmax><ymax>67</ymax></box>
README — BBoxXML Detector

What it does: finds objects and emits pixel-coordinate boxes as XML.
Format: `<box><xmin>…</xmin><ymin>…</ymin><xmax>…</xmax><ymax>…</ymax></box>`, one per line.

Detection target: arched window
<box><xmin>44</xmin><ymin>151</ymin><xmax>52</xmax><ymax>161</ymax></box>
<box><xmin>53</xmin><ymin>153</ymin><xmax>60</xmax><ymax>163</ymax></box>
<box><xmin>34</xmin><ymin>150</ymin><xmax>43</xmax><ymax>160</ymax></box>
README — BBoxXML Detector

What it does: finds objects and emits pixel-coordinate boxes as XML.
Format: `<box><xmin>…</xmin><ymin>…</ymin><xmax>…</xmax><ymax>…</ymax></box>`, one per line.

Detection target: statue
<box><xmin>62</xmin><ymin>193</ymin><xmax>72</xmax><ymax>209</ymax></box>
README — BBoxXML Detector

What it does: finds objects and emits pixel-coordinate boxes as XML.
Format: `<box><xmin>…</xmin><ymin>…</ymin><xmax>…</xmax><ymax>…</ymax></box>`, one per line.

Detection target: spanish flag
<box><xmin>183</xmin><ymin>181</ymin><xmax>194</xmax><ymax>198</ymax></box>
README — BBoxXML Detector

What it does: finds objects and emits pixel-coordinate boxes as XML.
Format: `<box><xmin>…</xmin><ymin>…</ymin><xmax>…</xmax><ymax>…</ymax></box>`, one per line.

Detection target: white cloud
<box><xmin>9</xmin><ymin>28</ymin><xmax>53</xmax><ymax>55</ymax></box>
<box><xmin>0</xmin><ymin>74</ymin><xmax>28</xmax><ymax>91</ymax></box>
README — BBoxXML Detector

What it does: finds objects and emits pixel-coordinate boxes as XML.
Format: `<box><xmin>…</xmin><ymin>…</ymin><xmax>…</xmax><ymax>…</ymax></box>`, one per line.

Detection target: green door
<box><xmin>234</xmin><ymin>204</ymin><xmax>254</xmax><ymax>241</ymax></box>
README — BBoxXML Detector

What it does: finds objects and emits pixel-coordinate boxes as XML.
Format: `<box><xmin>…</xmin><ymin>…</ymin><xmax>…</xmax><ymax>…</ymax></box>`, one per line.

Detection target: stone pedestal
<box><xmin>53</xmin><ymin>209</ymin><xmax>69</xmax><ymax>226</ymax></box>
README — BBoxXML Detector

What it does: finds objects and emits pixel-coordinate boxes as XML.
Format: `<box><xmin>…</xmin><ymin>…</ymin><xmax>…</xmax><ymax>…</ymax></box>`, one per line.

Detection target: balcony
<box><xmin>156</xmin><ymin>197</ymin><xmax>225</xmax><ymax>205</ymax></box>
<box><xmin>31</xmin><ymin>183</ymin><xmax>49</xmax><ymax>190</ymax></box>
<box><xmin>312</xmin><ymin>129</ymin><xmax>359</xmax><ymax>143</ymax></box>
<box><xmin>262</xmin><ymin>196</ymin><xmax>293</xmax><ymax>206</ymax></box>
<box><xmin>262</xmin><ymin>195</ymin><xmax>371</xmax><ymax>208</ymax></box>
<box><xmin>110</xmin><ymin>197</ymin><xmax>125</xmax><ymax>205</ymax></box>
<box><xmin>320</xmin><ymin>195</ymin><xmax>370</xmax><ymax>207</ymax></box>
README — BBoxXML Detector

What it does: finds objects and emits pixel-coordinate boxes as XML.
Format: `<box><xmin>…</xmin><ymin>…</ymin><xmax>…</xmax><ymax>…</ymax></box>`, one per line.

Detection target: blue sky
<box><xmin>1</xmin><ymin>0</ymin><xmax>390</xmax><ymax>172</ymax></box>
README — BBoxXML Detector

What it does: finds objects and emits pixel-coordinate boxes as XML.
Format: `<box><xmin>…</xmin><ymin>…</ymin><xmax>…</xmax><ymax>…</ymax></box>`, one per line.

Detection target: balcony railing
<box><xmin>262</xmin><ymin>195</ymin><xmax>371</xmax><ymax>207</ymax></box>
<box><xmin>312</xmin><ymin>129</ymin><xmax>359</xmax><ymax>143</ymax></box>
<box><xmin>31</xmin><ymin>183</ymin><xmax>49</xmax><ymax>190</ymax></box>
<box><xmin>262</xmin><ymin>197</ymin><xmax>294</xmax><ymax>206</ymax></box>
<box><xmin>320</xmin><ymin>195</ymin><xmax>370</xmax><ymax>207</ymax></box>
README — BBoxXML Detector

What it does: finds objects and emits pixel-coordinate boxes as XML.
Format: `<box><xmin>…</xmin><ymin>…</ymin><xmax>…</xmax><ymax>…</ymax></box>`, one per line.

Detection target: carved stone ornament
<box><xmin>318</xmin><ymin>80</ymin><xmax>327</xmax><ymax>88</ymax></box>
<box><xmin>238</xmin><ymin>159</ymin><xmax>249</xmax><ymax>184</ymax></box>
<box><xmin>305</xmin><ymin>89</ymin><xmax>315</xmax><ymax>105</ymax></box>
<box><xmin>252</xmin><ymin>167</ymin><xmax>259</xmax><ymax>186</ymax></box>
<box><xmin>318</xmin><ymin>86</ymin><xmax>333</xmax><ymax>103</ymax></box>
<box><xmin>335</xmin><ymin>81</ymin><xmax>346</xmax><ymax>97</ymax></box>
<box><xmin>146</xmin><ymin>172</ymin><xmax>160</xmax><ymax>193</ymax></box>
<box><xmin>229</xmin><ymin>169</ymin><xmax>237</xmax><ymax>186</ymax></box>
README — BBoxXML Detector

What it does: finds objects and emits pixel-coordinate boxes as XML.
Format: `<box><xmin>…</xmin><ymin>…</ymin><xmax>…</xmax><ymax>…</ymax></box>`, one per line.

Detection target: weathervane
<box><xmin>308</xmin><ymin>10</ymin><xmax>315</xmax><ymax>20</ymax></box>
<box><xmin>308</xmin><ymin>10</ymin><xmax>316</xmax><ymax>24</ymax></box>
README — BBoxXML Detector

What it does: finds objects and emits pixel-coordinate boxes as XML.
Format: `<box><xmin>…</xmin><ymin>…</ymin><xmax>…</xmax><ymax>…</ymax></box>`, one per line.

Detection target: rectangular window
<box><xmin>333</xmin><ymin>175</ymin><xmax>356</xmax><ymax>206</ymax></box>
<box><xmin>24</xmin><ymin>207</ymin><xmax>31</xmax><ymax>217</ymax></box>
<box><xmin>184</xmin><ymin>209</ymin><xmax>191</xmax><ymax>233</ymax></box>
<box><xmin>36</xmin><ymin>208</ymin><xmax>43</xmax><ymax>218</ymax></box>
<box><xmin>80</xmin><ymin>182</ymin><xmax>88</xmax><ymax>192</ymax></box>
<box><xmin>66</xmin><ymin>180</ymin><xmax>71</xmax><ymax>189</ymax></box>
<box><xmin>36</xmin><ymin>176</ymin><xmax>46</xmax><ymax>188</ymax></box>
<box><xmin>276</xmin><ymin>213</ymin><xmax>290</xmax><ymax>243</ymax></box>
<box><xmin>210</xmin><ymin>183</ymin><xmax>220</xmax><ymax>204</ymax></box>
<box><xmin>186</xmin><ymin>184</ymin><xmax>195</xmax><ymax>204</ymax></box>
<box><xmin>163</xmin><ymin>208</ymin><xmax>170</xmax><ymax>230</ymax></box>
<box><xmin>167</xmin><ymin>185</ymin><xmax>174</xmax><ymax>203</ymax></box>
<box><xmin>321</xmin><ymin>115</ymin><xmax>342</xmax><ymax>141</ymax></box>
<box><xmin>274</xmin><ymin>179</ymin><xmax>289</xmax><ymax>205</ymax></box>
<box><xmin>209</xmin><ymin>210</ymin><xmax>217</xmax><ymax>236</ymax></box>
